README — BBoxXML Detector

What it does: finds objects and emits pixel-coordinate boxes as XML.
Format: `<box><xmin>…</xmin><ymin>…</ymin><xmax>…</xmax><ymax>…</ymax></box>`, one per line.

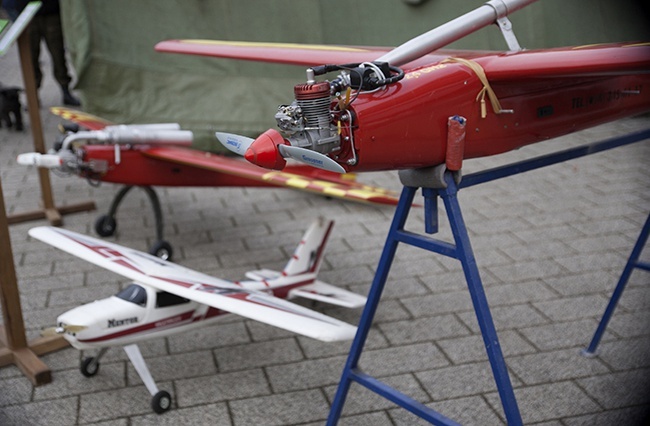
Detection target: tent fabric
<box><xmin>58</xmin><ymin>0</ymin><xmax>650</xmax><ymax>151</ymax></box>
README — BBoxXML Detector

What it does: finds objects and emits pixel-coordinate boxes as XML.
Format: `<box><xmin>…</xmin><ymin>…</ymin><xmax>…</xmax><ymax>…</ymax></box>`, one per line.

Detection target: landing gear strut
<box><xmin>94</xmin><ymin>185</ymin><xmax>174</xmax><ymax>260</ymax></box>
<box><xmin>79</xmin><ymin>345</ymin><xmax>173</xmax><ymax>414</ymax></box>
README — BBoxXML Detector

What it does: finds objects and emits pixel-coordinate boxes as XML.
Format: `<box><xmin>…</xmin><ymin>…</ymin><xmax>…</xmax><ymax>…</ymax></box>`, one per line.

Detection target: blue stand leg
<box><xmin>327</xmin><ymin>172</ymin><xmax>522</xmax><ymax>425</ymax></box>
<box><xmin>582</xmin><ymin>213</ymin><xmax>650</xmax><ymax>356</ymax></box>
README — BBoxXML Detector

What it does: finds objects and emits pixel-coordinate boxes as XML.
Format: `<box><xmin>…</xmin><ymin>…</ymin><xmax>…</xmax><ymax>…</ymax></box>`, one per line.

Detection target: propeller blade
<box><xmin>215</xmin><ymin>132</ymin><xmax>254</xmax><ymax>155</ymax></box>
<box><xmin>278</xmin><ymin>145</ymin><xmax>346</xmax><ymax>173</ymax></box>
<box><xmin>41</xmin><ymin>324</ymin><xmax>87</xmax><ymax>337</ymax></box>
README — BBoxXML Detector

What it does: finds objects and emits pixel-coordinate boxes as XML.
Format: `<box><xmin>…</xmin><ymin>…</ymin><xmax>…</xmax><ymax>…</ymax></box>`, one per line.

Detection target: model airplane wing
<box><xmin>50</xmin><ymin>106</ymin><xmax>114</xmax><ymax>130</ymax></box>
<box><xmin>288</xmin><ymin>280</ymin><xmax>367</xmax><ymax>308</ymax></box>
<box><xmin>142</xmin><ymin>146</ymin><xmax>401</xmax><ymax>205</ymax></box>
<box><xmin>482</xmin><ymin>42</ymin><xmax>650</xmax><ymax>80</ymax></box>
<box><xmin>155</xmin><ymin>40</ymin><xmax>393</xmax><ymax>66</ymax></box>
<box><xmin>154</xmin><ymin>39</ymin><xmax>473</xmax><ymax>68</ymax></box>
<box><xmin>156</xmin><ymin>39</ymin><xmax>650</xmax><ymax>80</ymax></box>
<box><xmin>29</xmin><ymin>226</ymin><xmax>357</xmax><ymax>342</ymax></box>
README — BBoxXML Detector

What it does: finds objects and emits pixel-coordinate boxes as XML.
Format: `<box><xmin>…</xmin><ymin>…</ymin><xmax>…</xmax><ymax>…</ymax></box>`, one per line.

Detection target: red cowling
<box><xmin>244</xmin><ymin>129</ymin><xmax>289</xmax><ymax>170</ymax></box>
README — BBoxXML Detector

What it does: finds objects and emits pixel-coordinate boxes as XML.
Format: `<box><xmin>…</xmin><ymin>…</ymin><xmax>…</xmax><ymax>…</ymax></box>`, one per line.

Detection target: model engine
<box><xmin>274</xmin><ymin>81</ymin><xmax>341</xmax><ymax>156</ymax></box>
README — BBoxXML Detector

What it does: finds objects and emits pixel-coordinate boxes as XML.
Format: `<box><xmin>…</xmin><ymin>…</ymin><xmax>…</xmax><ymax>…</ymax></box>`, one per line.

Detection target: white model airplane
<box><xmin>30</xmin><ymin>219</ymin><xmax>365</xmax><ymax>414</ymax></box>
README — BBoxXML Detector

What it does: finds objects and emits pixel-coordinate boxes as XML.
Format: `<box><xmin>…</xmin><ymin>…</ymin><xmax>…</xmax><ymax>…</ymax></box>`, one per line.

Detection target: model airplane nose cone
<box><xmin>244</xmin><ymin>129</ymin><xmax>288</xmax><ymax>170</ymax></box>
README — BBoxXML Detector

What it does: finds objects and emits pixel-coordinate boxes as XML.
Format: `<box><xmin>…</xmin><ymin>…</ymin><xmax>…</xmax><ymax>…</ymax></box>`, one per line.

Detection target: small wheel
<box><xmin>80</xmin><ymin>357</ymin><xmax>99</xmax><ymax>377</ymax></box>
<box><xmin>149</xmin><ymin>240</ymin><xmax>173</xmax><ymax>261</ymax></box>
<box><xmin>151</xmin><ymin>390</ymin><xmax>172</xmax><ymax>414</ymax></box>
<box><xmin>95</xmin><ymin>215</ymin><xmax>117</xmax><ymax>237</ymax></box>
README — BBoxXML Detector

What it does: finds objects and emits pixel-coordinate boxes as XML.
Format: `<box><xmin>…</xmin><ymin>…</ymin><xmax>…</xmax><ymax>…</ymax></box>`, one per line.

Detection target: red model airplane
<box><xmin>18</xmin><ymin>107</ymin><xmax>400</xmax><ymax>259</ymax></box>
<box><xmin>155</xmin><ymin>0</ymin><xmax>650</xmax><ymax>174</ymax></box>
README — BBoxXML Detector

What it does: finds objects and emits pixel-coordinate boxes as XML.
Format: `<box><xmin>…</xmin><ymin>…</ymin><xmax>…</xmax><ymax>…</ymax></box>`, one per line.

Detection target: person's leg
<box><xmin>42</xmin><ymin>13</ymin><xmax>80</xmax><ymax>106</ymax></box>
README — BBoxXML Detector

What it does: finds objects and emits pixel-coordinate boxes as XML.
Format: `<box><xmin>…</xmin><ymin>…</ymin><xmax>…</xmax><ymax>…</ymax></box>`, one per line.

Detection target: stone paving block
<box><xmin>506</xmin><ymin>348</ymin><xmax>610</xmax><ymax>386</ymax></box>
<box><xmin>130</xmin><ymin>402</ymin><xmax>231</xmax><ymax>426</ymax></box>
<box><xmin>437</xmin><ymin>329</ymin><xmax>537</xmax><ymax>364</ymax></box>
<box><xmin>37</xmin><ymin>347</ymin><xmax>80</xmax><ymax>371</ymax></box>
<box><xmin>78</xmin><ymin>383</ymin><xmax>169</xmax><ymax>423</ymax></box>
<box><xmin>497</xmin><ymin>239</ymin><xmax>577</xmax><ymax>263</ymax></box>
<box><xmin>214</xmin><ymin>338</ymin><xmax>304</xmax><ymax>371</ymax></box>
<box><xmin>389</xmin><ymin>395</ymin><xmax>504</xmax><ymax>426</ymax></box>
<box><xmin>617</xmin><ymin>285</ymin><xmax>650</xmax><ymax>312</ymax></box>
<box><xmin>417</xmin><ymin>270</ymin><xmax>471</xmax><ymax>293</ymax></box>
<box><xmin>229</xmin><ymin>389</ymin><xmax>329</xmax><ymax>426</ymax></box>
<box><xmin>333</xmin><ymin>410</ymin><xmax>394</xmax><ymax>426</ymax></box>
<box><xmin>563</xmin><ymin>405</ymin><xmax>650</xmax><ymax>426</ymax></box>
<box><xmin>486</xmin><ymin>258</ymin><xmax>568</xmax><ymax>284</ymax></box>
<box><xmin>542</xmin><ymin>270</ymin><xmax>620</xmax><ymax>296</ymax></box>
<box><xmin>368</xmin><ymin>275</ymin><xmax>430</xmax><ymax>300</ymax></box>
<box><xmin>266</xmin><ymin>354</ymin><xmax>348</xmax><ymax>393</ymax></box>
<box><xmin>34</xmin><ymin>362</ymin><xmax>125</xmax><ymax>400</ymax></box>
<box><xmin>457</xmin><ymin>303</ymin><xmax>549</xmax><ymax>333</ymax></box>
<box><xmin>554</xmin><ymin>251</ymin><xmax>628</xmax><ymax>275</ymax></box>
<box><xmin>324</xmin><ymin>373</ymin><xmax>430</xmax><ymax>417</ymax></box>
<box><xmin>532</xmin><ymin>294</ymin><xmax>612</xmax><ymax>322</ymax></box>
<box><xmin>400</xmin><ymin>290</ymin><xmax>474</xmax><ymax>317</ymax></box>
<box><xmin>0</xmin><ymin>364</ymin><xmax>23</xmax><ymax>380</ymax></box>
<box><xmin>577</xmin><ymin>368</ymin><xmax>650</xmax><ymax>410</ymax></box>
<box><xmin>518</xmin><ymin>319</ymin><xmax>611</xmax><ymax>351</ymax></box>
<box><xmin>417</xmin><ymin>361</ymin><xmax>522</xmax><ymax>401</ymax></box>
<box><xmin>377</xmin><ymin>314</ymin><xmax>470</xmax><ymax>345</ymax></box>
<box><xmin>318</xmin><ymin>263</ymin><xmax>376</xmax><ymax>286</ymax></box>
<box><xmin>0</xmin><ymin>376</ymin><xmax>33</xmax><ymax>406</ymax></box>
<box><xmin>486</xmin><ymin>381</ymin><xmax>601</xmax><ymax>424</ymax></box>
<box><xmin>0</xmin><ymin>396</ymin><xmax>79</xmax><ymax>426</ymax></box>
<box><xmin>175</xmin><ymin>369</ymin><xmax>270</xmax><ymax>407</ymax></box>
<box><xmin>594</xmin><ymin>336</ymin><xmax>650</xmax><ymax>371</ymax></box>
<box><xmin>483</xmin><ymin>280</ymin><xmax>558</xmax><ymax>306</ymax></box>
<box><xmin>606</xmin><ymin>310</ymin><xmax>650</xmax><ymax>339</ymax></box>
<box><xmin>371</xmin><ymin>298</ymin><xmax>418</xmax><ymax>324</ymax></box>
<box><xmin>127</xmin><ymin>351</ymin><xmax>216</xmax><ymax>385</ymax></box>
<box><xmin>167</xmin><ymin>321</ymin><xmax>250</xmax><ymax>353</ymax></box>
<box><xmin>358</xmin><ymin>343</ymin><xmax>449</xmax><ymax>377</ymax></box>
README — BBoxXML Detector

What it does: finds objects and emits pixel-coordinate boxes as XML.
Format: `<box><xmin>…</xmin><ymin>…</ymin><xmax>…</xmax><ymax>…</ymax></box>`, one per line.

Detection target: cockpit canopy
<box><xmin>115</xmin><ymin>283</ymin><xmax>190</xmax><ymax>308</ymax></box>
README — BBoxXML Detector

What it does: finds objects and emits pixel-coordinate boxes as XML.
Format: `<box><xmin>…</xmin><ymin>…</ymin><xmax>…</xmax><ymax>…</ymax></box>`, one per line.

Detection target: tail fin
<box><xmin>282</xmin><ymin>218</ymin><xmax>334</xmax><ymax>277</ymax></box>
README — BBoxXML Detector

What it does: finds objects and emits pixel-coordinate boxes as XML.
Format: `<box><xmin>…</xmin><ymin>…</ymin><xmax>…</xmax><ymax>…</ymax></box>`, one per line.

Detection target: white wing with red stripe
<box><xmin>28</xmin><ymin>226</ymin><xmax>357</xmax><ymax>342</ymax></box>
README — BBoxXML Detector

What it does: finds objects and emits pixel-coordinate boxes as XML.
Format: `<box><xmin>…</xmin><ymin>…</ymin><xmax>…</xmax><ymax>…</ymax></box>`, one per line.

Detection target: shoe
<box><xmin>62</xmin><ymin>87</ymin><xmax>81</xmax><ymax>106</ymax></box>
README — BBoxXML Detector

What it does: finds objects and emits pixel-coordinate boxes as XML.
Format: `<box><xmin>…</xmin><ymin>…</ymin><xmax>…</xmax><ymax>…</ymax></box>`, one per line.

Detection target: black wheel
<box><xmin>95</xmin><ymin>215</ymin><xmax>117</xmax><ymax>237</ymax></box>
<box><xmin>151</xmin><ymin>390</ymin><xmax>172</xmax><ymax>414</ymax></box>
<box><xmin>149</xmin><ymin>240</ymin><xmax>173</xmax><ymax>261</ymax></box>
<box><xmin>80</xmin><ymin>357</ymin><xmax>99</xmax><ymax>377</ymax></box>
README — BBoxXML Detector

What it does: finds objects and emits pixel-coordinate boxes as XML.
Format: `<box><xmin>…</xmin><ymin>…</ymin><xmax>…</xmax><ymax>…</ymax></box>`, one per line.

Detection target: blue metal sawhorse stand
<box><xmin>327</xmin><ymin>128</ymin><xmax>650</xmax><ymax>425</ymax></box>
<box><xmin>582</xmin><ymin>212</ymin><xmax>650</xmax><ymax>356</ymax></box>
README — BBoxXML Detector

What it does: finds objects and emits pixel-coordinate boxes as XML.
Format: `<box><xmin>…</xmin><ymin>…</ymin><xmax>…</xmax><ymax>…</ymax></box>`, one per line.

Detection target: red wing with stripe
<box><xmin>142</xmin><ymin>146</ymin><xmax>401</xmax><ymax>205</ymax></box>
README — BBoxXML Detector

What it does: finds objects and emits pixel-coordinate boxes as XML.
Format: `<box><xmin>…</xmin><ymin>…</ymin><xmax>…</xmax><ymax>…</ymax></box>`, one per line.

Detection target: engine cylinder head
<box><xmin>294</xmin><ymin>82</ymin><xmax>331</xmax><ymax>130</ymax></box>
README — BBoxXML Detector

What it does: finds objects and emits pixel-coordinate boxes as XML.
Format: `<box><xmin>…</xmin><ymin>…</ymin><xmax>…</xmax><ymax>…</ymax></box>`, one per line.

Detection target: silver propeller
<box><xmin>216</xmin><ymin>132</ymin><xmax>346</xmax><ymax>173</ymax></box>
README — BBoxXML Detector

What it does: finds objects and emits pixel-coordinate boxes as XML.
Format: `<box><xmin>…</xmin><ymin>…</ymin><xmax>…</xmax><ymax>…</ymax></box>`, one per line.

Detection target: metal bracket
<box><xmin>496</xmin><ymin>16</ymin><xmax>522</xmax><ymax>51</ymax></box>
<box><xmin>486</xmin><ymin>0</ymin><xmax>523</xmax><ymax>51</ymax></box>
<box><xmin>398</xmin><ymin>164</ymin><xmax>462</xmax><ymax>189</ymax></box>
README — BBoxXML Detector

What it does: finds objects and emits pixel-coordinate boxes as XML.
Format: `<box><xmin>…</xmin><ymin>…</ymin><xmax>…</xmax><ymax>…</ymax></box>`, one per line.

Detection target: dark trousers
<box><xmin>29</xmin><ymin>13</ymin><xmax>72</xmax><ymax>89</ymax></box>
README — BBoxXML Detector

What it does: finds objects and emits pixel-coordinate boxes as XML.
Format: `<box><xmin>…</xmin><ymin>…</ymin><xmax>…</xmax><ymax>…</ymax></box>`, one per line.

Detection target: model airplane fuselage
<box><xmin>156</xmin><ymin>0</ymin><xmax>650</xmax><ymax>174</ymax></box>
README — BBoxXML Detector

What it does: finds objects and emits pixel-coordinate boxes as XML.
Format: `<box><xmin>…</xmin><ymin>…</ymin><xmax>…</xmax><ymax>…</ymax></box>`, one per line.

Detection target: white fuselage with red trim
<box><xmin>58</xmin><ymin>275</ymin><xmax>313</xmax><ymax>350</ymax></box>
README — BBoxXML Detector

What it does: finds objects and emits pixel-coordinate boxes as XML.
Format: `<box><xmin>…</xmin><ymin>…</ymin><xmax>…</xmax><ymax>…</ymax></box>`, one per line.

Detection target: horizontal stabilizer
<box><xmin>245</xmin><ymin>268</ymin><xmax>281</xmax><ymax>281</ymax></box>
<box><xmin>290</xmin><ymin>280</ymin><xmax>366</xmax><ymax>308</ymax></box>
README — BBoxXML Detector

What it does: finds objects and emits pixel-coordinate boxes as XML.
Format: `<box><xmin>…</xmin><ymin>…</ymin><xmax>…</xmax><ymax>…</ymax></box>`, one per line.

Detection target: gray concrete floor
<box><xmin>1</xmin><ymin>37</ymin><xmax>649</xmax><ymax>425</ymax></box>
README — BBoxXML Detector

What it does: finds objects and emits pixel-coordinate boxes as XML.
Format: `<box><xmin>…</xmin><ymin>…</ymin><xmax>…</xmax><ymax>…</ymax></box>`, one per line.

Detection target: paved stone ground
<box><xmin>1</xmin><ymin>39</ymin><xmax>649</xmax><ymax>426</ymax></box>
